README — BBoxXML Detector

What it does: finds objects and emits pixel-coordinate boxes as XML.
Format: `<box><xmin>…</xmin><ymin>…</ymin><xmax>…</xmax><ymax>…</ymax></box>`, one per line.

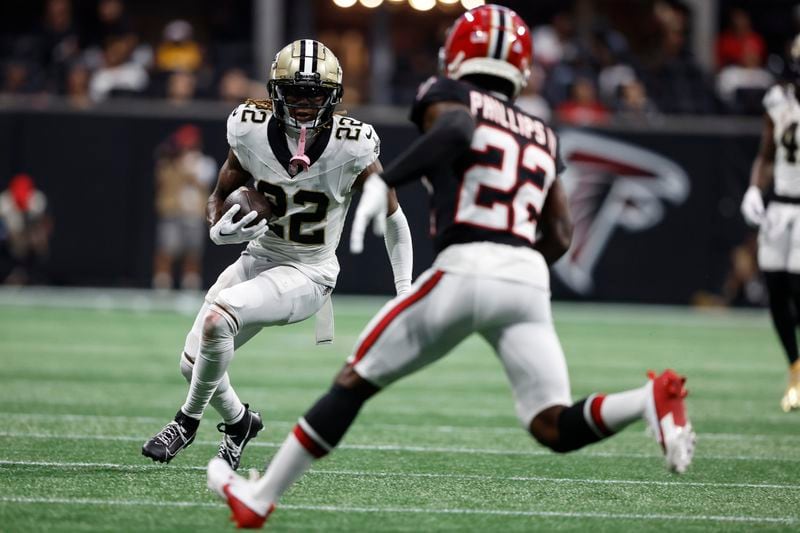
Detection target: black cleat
<box><xmin>216</xmin><ymin>404</ymin><xmax>264</xmax><ymax>470</ymax></box>
<box><xmin>142</xmin><ymin>410</ymin><xmax>198</xmax><ymax>463</ymax></box>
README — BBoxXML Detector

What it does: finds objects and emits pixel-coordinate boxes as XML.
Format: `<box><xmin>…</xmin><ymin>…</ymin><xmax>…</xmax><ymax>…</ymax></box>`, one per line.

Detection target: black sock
<box><xmin>226</xmin><ymin>405</ymin><xmax>250</xmax><ymax>434</ymax></box>
<box><xmin>553</xmin><ymin>397</ymin><xmax>608</xmax><ymax>453</ymax></box>
<box><xmin>175</xmin><ymin>409</ymin><xmax>200</xmax><ymax>432</ymax></box>
<box><xmin>765</xmin><ymin>271</ymin><xmax>799</xmax><ymax>366</ymax></box>
<box><xmin>302</xmin><ymin>382</ymin><xmax>378</xmax><ymax>453</ymax></box>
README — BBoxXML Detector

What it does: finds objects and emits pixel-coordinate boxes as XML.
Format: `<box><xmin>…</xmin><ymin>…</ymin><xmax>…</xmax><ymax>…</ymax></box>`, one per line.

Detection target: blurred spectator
<box><xmin>591</xmin><ymin>28</ymin><xmax>638</xmax><ymax>107</ymax></box>
<box><xmin>2</xmin><ymin>60</ymin><xmax>41</xmax><ymax>95</ymax></box>
<box><xmin>386</xmin><ymin>24</ymin><xmax>439</xmax><ymax>105</ymax></box>
<box><xmin>643</xmin><ymin>1</ymin><xmax>716</xmax><ymax>115</ymax></box>
<box><xmin>156</xmin><ymin>20</ymin><xmax>203</xmax><ymax>73</ymax></box>
<box><xmin>84</xmin><ymin>0</ymin><xmax>134</xmax><ymax>48</ymax></box>
<box><xmin>536</xmin><ymin>11</ymin><xmax>588</xmax><ymax>108</ymax></box>
<box><xmin>40</xmin><ymin>0</ymin><xmax>81</xmax><ymax>91</ymax></box>
<box><xmin>615</xmin><ymin>79</ymin><xmax>660</xmax><ymax>122</ymax></box>
<box><xmin>716</xmin><ymin>8</ymin><xmax>766</xmax><ymax>69</ymax></box>
<box><xmin>218</xmin><ymin>68</ymin><xmax>265</xmax><ymax>104</ymax></box>
<box><xmin>65</xmin><ymin>61</ymin><xmax>91</xmax><ymax>108</ymax></box>
<box><xmin>322</xmin><ymin>30</ymin><xmax>372</xmax><ymax>106</ymax></box>
<box><xmin>532</xmin><ymin>11</ymin><xmax>580</xmax><ymax>69</ymax></box>
<box><xmin>81</xmin><ymin>0</ymin><xmax>151</xmax><ymax>75</ymax></box>
<box><xmin>692</xmin><ymin>234</ymin><xmax>764</xmax><ymax>308</ymax></box>
<box><xmin>166</xmin><ymin>71</ymin><xmax>197</xmax><ymax>106</ymax></box>
<box><xmin>152</xmin><ymin>125</ymin><xmax>216</xmax><ymax>291</ymax></box>
<box><xmin>0</xmin><ymin>174</ymin><xmax>52</xmax><ymax>285</ymax></box>
<box><xmin>89</xmin><ymin>34</ymin><xmax>148</xmax><ymax>101</ymax></box>
<box><xmin>515</xmin><ymin>65</ymin><xmax>551</xmax><ymax>121</ymax></box>
<box><xmin>555</xmin><ymin>77</ymin><xmax>610</xmax><ymax>126</ymax></box>
<box><xmin>716</xmin><ymin>44</ymin><xmax>774</xmax><ymax>114</ymax></box>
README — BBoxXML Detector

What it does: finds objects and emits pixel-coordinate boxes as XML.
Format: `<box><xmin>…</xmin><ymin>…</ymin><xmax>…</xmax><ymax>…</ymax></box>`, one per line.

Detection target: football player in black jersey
<box><xmin>207</xmin><ymin>6</ymin><xmax>696</xmax><ymax>527</ymax></box>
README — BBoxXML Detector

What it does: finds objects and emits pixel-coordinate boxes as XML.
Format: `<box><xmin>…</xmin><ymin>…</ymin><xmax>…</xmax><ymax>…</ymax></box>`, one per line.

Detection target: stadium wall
<box><xmin>0</xmin><ymin>102</ymin><xmax>760</xmax><ymax>304</ymax></box>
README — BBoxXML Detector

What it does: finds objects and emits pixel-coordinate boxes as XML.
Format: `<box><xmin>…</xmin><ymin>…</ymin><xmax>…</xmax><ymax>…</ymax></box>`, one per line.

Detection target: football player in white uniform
<box><xmin>741</xmin><ymin>34</ymin><xmax>800</xmax><ymax>412</ymax></box>
<box><xmin>206</xmin><ymin>6</ymin><xmax>695</xmax><ymax>528</ymax></box>
<box><xmin>142</xmin><ymin>40</ymin><xmax>413</xmax><ymax>468</ymax></box>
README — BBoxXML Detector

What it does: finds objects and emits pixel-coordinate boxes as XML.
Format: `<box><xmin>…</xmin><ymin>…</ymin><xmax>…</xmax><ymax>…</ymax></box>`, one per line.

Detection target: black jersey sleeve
<box><xmin>554</xmin><ymin>131</ymin><xmax>566</xmax><ymax>175</ymax></box>
<box><xmin>410</xmin><ymin>76</ymin><xmax>472</xmax><ymax>131</ymax></box>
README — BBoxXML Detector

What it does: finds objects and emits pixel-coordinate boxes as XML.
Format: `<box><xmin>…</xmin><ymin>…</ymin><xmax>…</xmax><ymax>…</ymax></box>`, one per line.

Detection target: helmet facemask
<box><xmin>268</xmin><ymin>73</ymin><xmax>342</xmax><ymax>137</ymax></box>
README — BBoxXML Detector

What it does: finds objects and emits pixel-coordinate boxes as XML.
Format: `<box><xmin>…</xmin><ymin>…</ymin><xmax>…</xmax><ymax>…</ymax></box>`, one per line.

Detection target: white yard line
<box><xmin>0</xmin><ymin>431</ymin><xmax>796</xmax><ymax>462</ymax></box>
<box><xmin>1</xmin><ymin>460</ymin><xmax>797</xmax><ymax>491</ymax></box>
<box><xmin>0</xmin><ymin>496</ymin><xmax>794</xmax><ymax>525</ymax></box>
<box><xmin>0</xmin><ymin>412</ymin><xmax>794</xmax><ymax>443</ymax></box>
<box><xmin>0</xmin><ymin>287</ymin><xmax>771</xmax><ymax>329</ymax></box>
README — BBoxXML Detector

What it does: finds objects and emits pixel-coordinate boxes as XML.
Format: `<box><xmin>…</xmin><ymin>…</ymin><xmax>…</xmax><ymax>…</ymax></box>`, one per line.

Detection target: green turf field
<box><xmin>0</xmin><ymin>290</ymin><xmax>798</xmax><ymax>532</ymax></box>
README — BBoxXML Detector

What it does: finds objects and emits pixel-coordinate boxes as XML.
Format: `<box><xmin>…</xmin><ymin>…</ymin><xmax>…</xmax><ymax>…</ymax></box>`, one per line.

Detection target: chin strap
<box><xmin>289</xmin><ymin>126</ymin><xmax>311</xmax><ymax>176</ymax></box>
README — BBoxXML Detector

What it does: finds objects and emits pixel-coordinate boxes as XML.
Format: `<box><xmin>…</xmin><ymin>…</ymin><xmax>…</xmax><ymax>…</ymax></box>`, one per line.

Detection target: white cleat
<box><xmin>207</xmin><ymin>456</ymin><xmax>236</xmax><ymax>499</ymax></box>
<box><xmin>207</xmin><ymin>457</ymin><xmax>274</xmax><ymax>529</ymax></box>
<box><xmin>643</xmin><ymin>370</ymin><xmax>696</xmax><ymax>474</ymax></box>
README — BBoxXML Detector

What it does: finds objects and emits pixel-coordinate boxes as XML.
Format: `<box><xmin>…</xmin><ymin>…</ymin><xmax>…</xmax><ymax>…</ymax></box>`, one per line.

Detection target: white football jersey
<box><xmin>226</xmin><ymin>103</ymin><xmax>380</xmax><ymax>286</ymax></box>
<box><xmin>764</xmin><ymin>84</ymin><xmax>800</xmax><ymax>197</ymax></box>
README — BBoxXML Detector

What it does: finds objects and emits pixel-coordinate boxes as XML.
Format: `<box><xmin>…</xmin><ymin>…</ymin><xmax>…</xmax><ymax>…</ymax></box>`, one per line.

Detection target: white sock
<box><xmin>598</xmin><ymin>383</ymin><xmax>649</xmax><ymax>432</ymax></box>
<box><xmin>214</xmin><ymin>384</ymin><xmax>246</xmax><ymax>425</ymax></box>
<box><xmin>254</xmin><ymin>432</ymin><xmax>314</xmax><ymax>504</ymax></box>
<box><xmin>181</xmin><ymin>308</ymin><xmax>236</xmax><ymax>419</ymax></box>
<box><xmin>180</xmin><ymin>351</ymin><xmax>245</xmax><ymax>424</ymax></box>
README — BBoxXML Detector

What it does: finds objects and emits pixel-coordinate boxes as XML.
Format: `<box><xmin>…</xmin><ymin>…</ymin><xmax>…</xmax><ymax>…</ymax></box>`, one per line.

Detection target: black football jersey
<box><xmin>410</xmin><ymin>76</ymin><xmax>565</xmax><ymax>254</ymax></box>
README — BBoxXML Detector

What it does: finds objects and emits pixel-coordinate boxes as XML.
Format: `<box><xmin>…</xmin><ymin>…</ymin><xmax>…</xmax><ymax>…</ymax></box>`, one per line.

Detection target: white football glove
<box><xmin>350</xmin><ymin>173</ymin><xmax>389</xmax><ymax>254</ymax></box>
<box><xmin>209</xmin><ymin>204</ymin><xmax>268</xmax><ymax>245</ymax></box>
<box><xmin>740</xmin><ymin>185</ymin><xmax>765</xmax><ymax>227</ymax></box>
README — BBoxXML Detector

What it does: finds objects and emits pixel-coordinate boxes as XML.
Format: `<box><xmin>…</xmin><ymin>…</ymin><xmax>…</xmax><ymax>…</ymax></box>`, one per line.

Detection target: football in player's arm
<box><xmin>740</xmin><ymin>34</ymin><xmax>800</xmax><ymax>412</ymax></box>
<box><xmin>207</xmin><ymin>6</ymin><xmax>695</xmax><ymax>528</ymax></box>
<box><xmin>141</xmin><ymin>39</ymin><xmax>412</xmax><ymax>470</ymax></box>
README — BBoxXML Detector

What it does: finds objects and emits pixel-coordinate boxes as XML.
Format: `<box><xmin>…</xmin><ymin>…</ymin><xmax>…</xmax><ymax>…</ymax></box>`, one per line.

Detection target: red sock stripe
<box><xmin>590</xmin><ymin>394</ymin><xmax>611</xmax><ymax>436</ymax></box>
<box><xmin>352</xmin><ymin>270</ymin><xmax>445</xmax><ymax>364</ymax></box>
<box><xmin>292</xmin><ymin>424</ymin><xmax>328</xmax><ymax>459</ymax></box>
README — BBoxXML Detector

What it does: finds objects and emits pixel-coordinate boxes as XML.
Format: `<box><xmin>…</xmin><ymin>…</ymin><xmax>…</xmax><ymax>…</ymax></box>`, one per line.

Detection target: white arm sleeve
<box><xmin>383</xmin><ymin>206</ymin><xmax>413</xmax><ymax>295</ymax></box>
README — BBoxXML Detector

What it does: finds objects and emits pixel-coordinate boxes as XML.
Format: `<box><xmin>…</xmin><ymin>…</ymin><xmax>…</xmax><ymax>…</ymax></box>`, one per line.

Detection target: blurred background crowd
<box><xmin>0</xmin><ymin>0</ymin><xmax>795</xmax><ymax>305</ymax></box>
<box><xmin>1</xmin><ymin>0</ymin><xmax>798</xmax><ymax>122</ymax></box>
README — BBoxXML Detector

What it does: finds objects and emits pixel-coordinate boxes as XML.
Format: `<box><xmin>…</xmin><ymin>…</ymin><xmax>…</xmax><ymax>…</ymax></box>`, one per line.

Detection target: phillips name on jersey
<box><xmin>226</xmin><ymin>101</ymin><xmax>380</xmax><ymax>287</ymax></box>
<box><xmin>411</xmin><ymin>76</ymin><xmax>565</xmax><ymax>254</ymax></box>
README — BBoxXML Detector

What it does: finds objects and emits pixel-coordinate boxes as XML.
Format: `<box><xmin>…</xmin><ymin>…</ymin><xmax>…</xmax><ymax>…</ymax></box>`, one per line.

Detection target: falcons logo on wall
<box><xmin>554</xmin><ymin>131</ymin><xmax>690</xmax><ymax>294</ymax></box>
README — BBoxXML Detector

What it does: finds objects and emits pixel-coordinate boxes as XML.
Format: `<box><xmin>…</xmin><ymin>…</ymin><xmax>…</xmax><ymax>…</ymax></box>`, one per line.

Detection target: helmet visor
<box><xmin>271</xmin><ymin>80</ymin><xmax>339</xmax><ymax>131</ymax></box>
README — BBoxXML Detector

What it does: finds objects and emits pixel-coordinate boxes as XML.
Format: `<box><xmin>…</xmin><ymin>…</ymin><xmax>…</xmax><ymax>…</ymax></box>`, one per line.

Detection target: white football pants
<box><xmin>350</xmin><ymin>267</ymin><xmax>572</xmax><ymax>428</ymax></box>
<box><xmin>759</xmin><ymin>202</ymin><xmax>800</xmax><ymax>273</ymax></box>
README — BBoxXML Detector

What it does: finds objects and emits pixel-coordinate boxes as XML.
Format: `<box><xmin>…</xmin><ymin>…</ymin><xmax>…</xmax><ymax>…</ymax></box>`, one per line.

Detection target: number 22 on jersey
<box><xmin>455</xmin><ymin>124</ymin><xmax>556</xmax><ymax>243</ymax></box>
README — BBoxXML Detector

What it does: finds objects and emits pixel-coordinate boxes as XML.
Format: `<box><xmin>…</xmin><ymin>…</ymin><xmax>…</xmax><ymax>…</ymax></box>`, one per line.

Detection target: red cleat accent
<box><xmin>645</xmin><ymin>369</ymin><xmax>695</xmax><ymax>473</ymax></box>
<box><xmin>223</xmin><ymin>484</ymin><xmax>274</xmax><ymax>529</ymax></box>
<box><xmin>648</xmin><ymin>369</ymin><xmax>688</xmax><ymax>447</ymax></box>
